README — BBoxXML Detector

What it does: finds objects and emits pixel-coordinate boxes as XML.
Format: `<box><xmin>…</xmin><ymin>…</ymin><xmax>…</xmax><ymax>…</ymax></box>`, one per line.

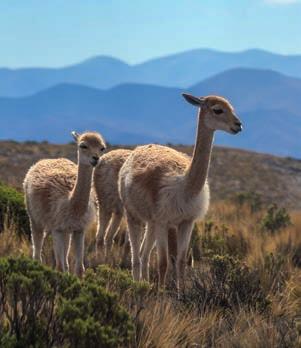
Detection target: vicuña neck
<box><xmin>69</xmin><ymin>156</ymin><xmax>93</xmax><ymax>216</ymax></box>
<box><xmin>185</xmin><ymin>108</ymin><xmax>214</xmax><ymax>197</ymax></box>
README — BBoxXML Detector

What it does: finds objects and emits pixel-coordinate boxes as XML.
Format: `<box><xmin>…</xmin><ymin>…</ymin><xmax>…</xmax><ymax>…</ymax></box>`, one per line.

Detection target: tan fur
<box><xmin>94</xmin><ymin>149</ymin><xmax>131</xmax><ymax>253</ymax></box>
<box><xmin>24</xmin><ymin>131</ymin><xmax>106</xmax><ymax>277</ymax></box>
<box><xmin>133</xmin><ymin>145</ymin><xmax>189</xmax><ymax>203</ymax></box>
<box><xmin>119</xmin><ymin>94</ymin><xmax>242</xmax><ymax>292</ymax></box>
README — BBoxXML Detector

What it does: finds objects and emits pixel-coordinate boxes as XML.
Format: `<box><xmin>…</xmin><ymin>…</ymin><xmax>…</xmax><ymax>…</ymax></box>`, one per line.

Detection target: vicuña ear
<box><xmin>71</xmin><ymin>131</ymin><xmax>80</xmax><ymax>142</ymax></box>
<box><xmin>182</xmin><ymin>93</ymin><xmax>205</xmax><ymax>107</ymax></box>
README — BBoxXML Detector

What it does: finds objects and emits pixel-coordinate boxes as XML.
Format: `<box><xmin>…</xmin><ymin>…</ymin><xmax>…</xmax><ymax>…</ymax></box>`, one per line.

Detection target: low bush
<box><xmin>199</xmin><ymin>221</ymin><xmax>249</xmax><ymax>259</ymax></box>
<box><xmin>0</xmin><ymin>182</ymin><xmax>30</xmax><ymax>237</ymax></box>
<box><xmin>183</xmin><ymin>255</ymin><xmax>269</xmax><ymax>313</ymax></box>
<box><xmin>232</xmin><ymin>191</ymin><xmax>263</xmax><ymax>213</ymax></box>
<box><xmin>260</xmin><ymin>204</ymin><xmax>291</xmax><ymax>234</ymax></box>
<box><xmin>0</xmin><ymin>257</ymin><xmax>134</xmax><ymax>348</ymax></box>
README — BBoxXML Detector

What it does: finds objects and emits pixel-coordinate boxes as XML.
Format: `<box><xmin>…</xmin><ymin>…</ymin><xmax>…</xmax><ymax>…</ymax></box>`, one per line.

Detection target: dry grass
<box><xmin>2</xmin><ymin>199</ymin><xmax>301</xmax><ymax>347</ymax></box>
<box><xmin>2</xmin><ymin>142</ymin><xmax>301</xmax><ymax>346</ymax></box>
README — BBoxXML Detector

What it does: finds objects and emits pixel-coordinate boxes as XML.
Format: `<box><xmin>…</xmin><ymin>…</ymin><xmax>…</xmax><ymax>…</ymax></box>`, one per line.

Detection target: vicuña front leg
<box><xmin>73</xmin><ymin>230</ymin><xmax>85</xmax><ymax>278</ymax></box>
<box><xmin>176</xmin><ymin>220</ymin><xmax>194</xmax><ymax>295</ymax></box>
<box><xmin>30</xmin><ymin>218</ymin><xmax>45</xmax><ymax>262</ymax></box>
<box><xmin>52</xmin><ymin>230</ymin><xmax>71</xmax><ymax>273</ymax></box>
<box><xmin>140</xmin><ymin>222</ymin><xmax>156</xmax><ymax>281</ymax></box>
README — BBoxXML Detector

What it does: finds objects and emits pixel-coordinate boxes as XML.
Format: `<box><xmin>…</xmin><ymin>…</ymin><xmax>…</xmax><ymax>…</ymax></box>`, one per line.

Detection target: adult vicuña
<box><xmin>94</xmin><ymin>149</ymin><xmax>132</xmax><ymax>255</ymax></box>
<box><xmin>119</xmin><ymin>93</ymin><xmax>242</xmax><ymax>292</ymax></box>
<box><xmin>24</xmin><ymin>131</ymin><xmax>106</xmax><ymax>277</ymax></box>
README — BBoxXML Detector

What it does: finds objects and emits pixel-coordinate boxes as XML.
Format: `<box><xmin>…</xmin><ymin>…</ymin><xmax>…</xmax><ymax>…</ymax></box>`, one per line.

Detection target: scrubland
<box><xmin>1</xmin><ymin>190</ymin><xmax>301</xmax><ymax>347</ymax></box>
<box><xmin>1</xmin><ymin>141</ymin><xmax>301</xmax><ymax>347</ymax></box>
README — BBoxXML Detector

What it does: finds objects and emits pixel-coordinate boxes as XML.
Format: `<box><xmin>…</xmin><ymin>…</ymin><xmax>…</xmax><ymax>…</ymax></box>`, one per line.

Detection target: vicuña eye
<box><xmin>100</xmin><ymin>147</ymin><xmax>106</xmax><ymax>152</ymax></box>
<box><xmin>79</xmin><ymin>143</ymin><xmax>88</xmax><ymax>149</ymax></box>
<box><xmin>213</xmin><ymin>109</ymin><xmax>223</xmax><ymax>115</ymax></box>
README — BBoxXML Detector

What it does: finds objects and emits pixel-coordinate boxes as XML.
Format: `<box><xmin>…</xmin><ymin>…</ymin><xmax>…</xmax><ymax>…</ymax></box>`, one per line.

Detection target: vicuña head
<box><xmin>72</xmin><ymin>131</ymin><xmax>106</xmax><ymax>167</ymax></box>
<box><xmin>182</xmin><ymin>93</ymin><xmax>242</xmax><ymax>134</ymax></box>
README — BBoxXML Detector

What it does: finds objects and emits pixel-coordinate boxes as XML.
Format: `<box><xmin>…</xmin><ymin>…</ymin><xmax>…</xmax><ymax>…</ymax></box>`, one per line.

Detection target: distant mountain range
<box><xmin>2</xmin><ymin>48</ymin><xmax>301</xmax><ymax>97</ymax></box>
<box><xmin>1</xmin><ymin>67</ymin><xmax>301</xmax><ymax>157</ymax></box>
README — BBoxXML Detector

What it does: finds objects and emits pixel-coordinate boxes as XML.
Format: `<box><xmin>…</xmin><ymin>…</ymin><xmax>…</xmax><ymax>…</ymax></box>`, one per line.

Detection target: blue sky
<box><xmin>0</xmin><ymin>0</ymin><xmax>301</xmax><ymax>67</ymax></box>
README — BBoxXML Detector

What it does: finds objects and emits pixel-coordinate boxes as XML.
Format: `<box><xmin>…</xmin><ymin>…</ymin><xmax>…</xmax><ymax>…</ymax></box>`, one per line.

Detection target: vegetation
<box><xmin>0</xmin><ymin>257</ymin><xmax>134</xmax><ymax>348</ymax></box>
<box><xmin>1</xmin><ymin>172</ymin><xmax>301</xmax><ymax>346</ymax></box>
<box><xmin>0</xmin><ymin>150</ymin><xmax>301</xmax><ymax>348</ymax></box>
<box><xmin>232</xmin><ymin>191</ymin><xmax>263</xmax><ymax>212</ymax></box>
<box><xmin>0</xmin><ymin>182</ymin><xmax>30</xmax><ymax>237</ymax></box>
<box><xmin>260</xmin><ymin>203</ymin><xmax>291</xmax><ymax>233</ymax></box>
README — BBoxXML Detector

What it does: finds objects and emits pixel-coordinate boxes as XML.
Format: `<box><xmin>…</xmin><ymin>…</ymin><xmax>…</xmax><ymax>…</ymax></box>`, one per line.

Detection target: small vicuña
<box><xmin>23</xmin><ymin>131</ymin><xmax>106</xmax><ymax>277</ymax></box>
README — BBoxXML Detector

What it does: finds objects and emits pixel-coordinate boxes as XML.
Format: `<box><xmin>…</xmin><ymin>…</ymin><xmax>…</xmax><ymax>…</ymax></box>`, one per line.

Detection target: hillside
<box><xmin>1</xmin><ymin>68</ymin><xmax>301</xmax><ymax>157</ymax></box>
<box><xmin>2</xmin><ymin>48</ymin><xmax>301</xmax><ymax>96</ymax></box>
<box><xmin>1</xmin><ymin>141</ymin><xmax>301</xmax><ymax>209</ymax></box>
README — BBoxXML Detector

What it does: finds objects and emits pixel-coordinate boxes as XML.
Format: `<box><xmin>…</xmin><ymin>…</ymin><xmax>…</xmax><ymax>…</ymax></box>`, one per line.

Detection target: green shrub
<box><xmin>183</xmin><ymin>255</ymin><xmax>269</xmax><ymax>313</ymax></box>
<box><xmin>0</xmin><ymin>257</ymin><xmax>134</xmax><ymax>348</ymax></box>
<box><xmin>89</xmin><ymin>265</ymin><xmax>150</xmax><ymax>297</ymax></box>
<box><xmin>59</xmin><ymin>283</ymin><xmax>133</xmax><ymax>348</ymax></box>
<box><xmin>233</xmin><ymin>191</ymin><xmax>263</xmax><ymax>213</ymax></box>
<box><xmin>260</xmin><ymin>204</ymin><xmax>291</xmax><ymax>234</ymax></box>
<box><xmin>0</xmin><ymin>182</ymin><xmax>30</xmax><ymax>237</ymax></box>
<box><xmin>199</xmin><ymin>221</ymin><xmax>248</xmax><ymax>259</ymax></box>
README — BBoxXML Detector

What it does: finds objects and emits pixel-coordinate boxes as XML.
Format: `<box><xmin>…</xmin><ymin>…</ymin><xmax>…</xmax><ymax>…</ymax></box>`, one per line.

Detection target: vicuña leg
<box><xmin>140</xmin><ymin>222</ymin><xmax>156</xmax><ymax>281</ymax></box>
<box><xmin>73</xmin><ymin>230</ymin><xmax>85</xmax><ymax>278</ymax></box>
<box><xmin>95</xmin><ymin>208</ymin><xmax>111</xmax><ymax>252</ymax></box>
<box><xmin>104</xmin><ymin>212</ymin><xmax>122</xmax><ymax>256</ymax></box>
<box><xmin>126</xmin><ymin>212</ymin><xmax>144</xmax><ymax>281</ymax></box>
<box><xmin>168</xmin><ymin>227</ymin><xmax>178</xmax><ymax>283</ymax></box>
<box><xmin>155</xmin><ymin>224</ymin><xmax>169</xmax><ymax>288</ymax></box>
<box><xmin>52</xmin><ymin>230</ymin><xmax>71</xmax><ymax>272</ymax></box>
<box><xmin>176</xmin><ymin>220</ymin><xmax>194</xmax><ymax>294</ymax></box>
<box><xmin>30</xmin><ymin>218</ymin><xmax>45</xmax><ymax>262</ymax></box>
<box><xmin>121</xmin><ymin>227</ymin><xmax>130</xmax><ymax>266</ymax></box>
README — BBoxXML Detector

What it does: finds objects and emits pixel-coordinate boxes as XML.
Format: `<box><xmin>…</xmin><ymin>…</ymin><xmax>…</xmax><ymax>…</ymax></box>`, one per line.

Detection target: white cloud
<box><xmin>265</xmin><ymin>0</ymin><xmax>300</xmax><ymax>4</ymax></box>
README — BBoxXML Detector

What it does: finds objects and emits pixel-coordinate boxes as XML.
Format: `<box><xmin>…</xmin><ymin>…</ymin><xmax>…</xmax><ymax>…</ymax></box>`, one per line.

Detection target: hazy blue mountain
<box><xmin>2</xmin><ymin>49</ymin><xmax>301</xmax><ymax>97</ymax></box>
<box><xmin>133</xmin><ymin>48</ymin><xmax>301</xmax><ymax>88</ymax></box>
<box><xmin>0</xmin><ymin>56</ymin><xmax>130</xmax><ymax>97</ymax></box>
<box><xmin>0</xmin><ymin>68</ymin><xmax>301</xmax><ymax>157</ymax></box>
<box><xmin>190</xmin><ymin>68</ymin><xmax>301</xmax><ymax>114</ymax></box>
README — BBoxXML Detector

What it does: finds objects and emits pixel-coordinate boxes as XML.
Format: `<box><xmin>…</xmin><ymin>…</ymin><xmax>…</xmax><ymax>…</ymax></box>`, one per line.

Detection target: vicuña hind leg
<box><xmin>176</xmin><ymin>220</ymin><xmax>194</xmax><ymax>294</ymax></box>
<box><xmin>140</xmin><ymin>222</ymin><xmax>155</xmax><ymax>281</ymax></box>
<box><xmin>168</xmin><ymin>227</ymin><xmax>178</xmax><ymax>284</ymax></box>
<box><xmin>73</xmin><ymin>230</ymin><xmax>85</xmax><ymax>278</ymax></box>
<box><xmin>104</xmin><ymin>212</ymin><xmax>122</xmax><ymax>257</ymax></box>
<box><xmin>30</xmin><ymin>219</ymin><xmax>45</xmax><ymax>262</ymax></box>
<box><xmin>95</xmin><ymin>208</ymin><xmax>111</xmax><ymax>252</ymax></box>
<box><xmin>155</xmin><ymin>224</ymin><xmax>169</xmax><ymax>288</ymax></box>
<box><xmin>52</xmin><ymin>230</ymin><xmax>71</xmax><ymax>272</ymax></box>
<box><xmin>121</xmin><ymin>227</ymin><xmax>130</xmax><ymax>266</ymax></box>
<box><xmin>126</xmin><ymin>212</ymin><xmax>144</xmax><ymax>281</ymax></box>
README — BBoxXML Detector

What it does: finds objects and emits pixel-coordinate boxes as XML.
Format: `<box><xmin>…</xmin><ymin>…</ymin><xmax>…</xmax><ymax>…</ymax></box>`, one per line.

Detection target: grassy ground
<box><xmin>1</xmin><ymin>198</ymin><xmax>301</xmax><ymax>347</ymax></box>
<box><xmin>1</xmin><ymin>140</ymin><xmax>301</xmax><ymax>346</ymax></box>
